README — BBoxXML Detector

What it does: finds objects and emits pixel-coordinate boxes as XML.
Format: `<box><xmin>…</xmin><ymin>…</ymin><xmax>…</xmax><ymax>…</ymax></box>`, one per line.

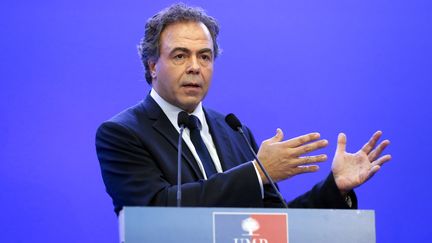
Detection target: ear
<box><xmin>148</xmin><ymin>60</ymin><xmax>157</xmax><ymax>79</ymax></box>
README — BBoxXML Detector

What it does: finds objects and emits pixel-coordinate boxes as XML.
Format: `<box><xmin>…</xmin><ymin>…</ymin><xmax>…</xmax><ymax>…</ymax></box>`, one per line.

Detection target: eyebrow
<box><xmin>169</xmin><ymin>47</ymin><xmax>213</xmax><ymax>56</ymax></box>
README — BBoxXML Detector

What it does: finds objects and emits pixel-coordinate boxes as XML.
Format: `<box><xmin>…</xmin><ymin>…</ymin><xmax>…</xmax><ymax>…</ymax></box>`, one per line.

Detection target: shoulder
<box><xmin>204</xmin><ymin>107</ymin><xmax>225</xmax><ymax>120</ymax></box>
<box><xmin>204</xmin><ymin>108</ymin><xmax>254</xmax><ymax>133</ymax></box>
<box><xmin>97</xmin><ymin>99</ymin><xmax>152</xmax><ymax>136</ymax></box>
<box><xmin>203</xmin><ymin>107</ymin><xmax>256</xmax><ymax>141</ymax></box>
<box><xmin>108</xmin><ymin>101</ymin><xmax>146</xmax><ymax>126</ymax></box>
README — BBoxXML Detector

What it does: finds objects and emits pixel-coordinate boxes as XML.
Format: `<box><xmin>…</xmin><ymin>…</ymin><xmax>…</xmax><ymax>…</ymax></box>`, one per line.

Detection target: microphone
<box><xmin>176</xmin><ymin>111</ymin><xmax>189</xmax><ymax>207</ymax></box>
<box><xmin>225</xmin><ymin>113</ymin><xmax>288</xmax><ymax>208</ymax></box>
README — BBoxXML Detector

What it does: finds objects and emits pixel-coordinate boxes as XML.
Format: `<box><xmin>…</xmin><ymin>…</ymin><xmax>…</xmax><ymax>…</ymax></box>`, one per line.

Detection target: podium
<box><xmin>119</xmin><ymin>207</ymin><xmax>375</xmax><ymax>243</ymax></box>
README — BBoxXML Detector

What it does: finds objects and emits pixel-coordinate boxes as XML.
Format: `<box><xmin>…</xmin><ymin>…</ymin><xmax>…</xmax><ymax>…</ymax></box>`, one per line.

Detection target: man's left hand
<box><xmin>331</xmin><ymin>131</ymin><xmax>392</xmax><ymax>195</ymax></box>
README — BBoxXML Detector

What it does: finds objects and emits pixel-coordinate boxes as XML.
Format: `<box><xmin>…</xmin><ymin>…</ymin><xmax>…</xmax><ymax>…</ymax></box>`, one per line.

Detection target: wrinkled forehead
<box><xmin>159</xmin><ymin>21</ymin><xmax>214</xmax><ymax>53</ymax></box>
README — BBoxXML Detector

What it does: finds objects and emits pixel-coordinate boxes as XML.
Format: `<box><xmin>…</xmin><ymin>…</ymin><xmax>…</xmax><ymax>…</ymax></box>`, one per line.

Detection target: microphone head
<box><xmin>177</xmin><ymin>111</ymin><xmax>189</xmax><ymax>127</ymax></box>
<box><xmin>225</xmin><ymin>113</ymin><xmax>242</xmax><ymax>131</ymax></box>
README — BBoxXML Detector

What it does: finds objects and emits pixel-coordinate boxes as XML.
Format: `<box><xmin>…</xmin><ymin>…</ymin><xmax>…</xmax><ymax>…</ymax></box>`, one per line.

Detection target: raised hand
<box><xmin>256</xmin><ymin>128</ymin><xmax>328</xmax><ymax>184</ymax></box>
<box><xmin>331</xmin><ymin>131</ymin><xmax>391</xmax><ymax>194</ymax></box>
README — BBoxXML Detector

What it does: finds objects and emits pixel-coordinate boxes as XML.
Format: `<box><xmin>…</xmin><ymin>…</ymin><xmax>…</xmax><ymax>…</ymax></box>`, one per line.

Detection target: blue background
<box><xmin>1</xmin><ymin>0</ymin><xmax>431</xmax><ymax>242</ymax></box>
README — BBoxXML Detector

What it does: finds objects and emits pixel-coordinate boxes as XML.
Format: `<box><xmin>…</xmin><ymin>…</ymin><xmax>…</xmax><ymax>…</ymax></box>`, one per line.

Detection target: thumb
<box><xmin>336</xmin><ymin>133</ymin><xmax>347</xmax><ymax>153</ymax></box>
<box><xmin>266</xmin><ymin>128</ymin><xmax>284</xmax><ymax>143</ymax></box>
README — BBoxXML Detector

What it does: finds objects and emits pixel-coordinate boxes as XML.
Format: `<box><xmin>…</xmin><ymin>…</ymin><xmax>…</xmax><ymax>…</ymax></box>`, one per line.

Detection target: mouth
<box><xmin>181</xmin><ymin>82</ymin><xmax>202</xmax><ymax>89</ymax></box>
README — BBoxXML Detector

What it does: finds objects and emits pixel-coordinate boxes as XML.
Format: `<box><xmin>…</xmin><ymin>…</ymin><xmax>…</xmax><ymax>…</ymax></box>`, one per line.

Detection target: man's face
<box><xmin>149</xmin><ymin>21</ymin><xmax>214</xmax><ymax>113</ymax></box>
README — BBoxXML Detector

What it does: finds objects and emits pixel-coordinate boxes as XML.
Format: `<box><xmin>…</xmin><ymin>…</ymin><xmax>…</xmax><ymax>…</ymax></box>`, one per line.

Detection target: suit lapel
<box><xmin>142</xmin><ymin>95</ymin><xmax>204</xmax><ymax>179</ymax></box>
<box><xmin>205</xmin><ymin>109</ymin><xmax>238</xmax><ymax>171</ymax></box>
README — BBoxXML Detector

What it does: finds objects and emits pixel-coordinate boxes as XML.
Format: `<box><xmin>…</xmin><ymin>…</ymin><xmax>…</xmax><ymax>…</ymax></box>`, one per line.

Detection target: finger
<box><xmin>282</xmin><ymin>132</ymin><xmax>321</xmax><ymax>148</ymax></box>
<box><xmin>336</xmin><ymin>133</ymin><xmax>347</xmax><ymax>153</ymax></box>
<box><xmin>368</xmin><ymin>140</ymin><xmax>390</xmax><ymax>161</ymax></box>
<box><xmin>263</xmin><ymin>128</ymin><xmax>284</xmax><ymax>144</ymax></box>
<box><xmin>371</xmin><ymin>154</ymin><xmax>392</xmax><ymax>167</ymax></box>
<box><xmin>295</xmin><ymin>154</ymin><xmax>328</xmax><ymax>165</ymax></box>
<box><xmin>291</xmin><ymin>139</ymin><xmax>328</xmax><ymax>156</ymax></box>
<box><xmin>366</xmin><ymin>165</ymin><xmax>381</xmax><ymax>180</ymax></box>
<box><xmin>361</xmin><ymin>131</ymin><xmax>382</xmax><ymax>154</ymax></box>
<box><xmin>295</xmin><ymin>165</ymin><xmax>320</xmax><ymax>174</ymax></box>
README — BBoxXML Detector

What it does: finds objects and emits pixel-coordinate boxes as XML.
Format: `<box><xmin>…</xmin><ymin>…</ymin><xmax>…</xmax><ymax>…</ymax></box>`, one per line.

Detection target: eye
<box><xmin>200</xmin><ymin>54</ymin><xmax>212</xmax><ymax>61</ymax></box>
<box><xmin>174</xmin><ymin>54</ymin><xmax>185</xmax><ymax>60</ymax></box>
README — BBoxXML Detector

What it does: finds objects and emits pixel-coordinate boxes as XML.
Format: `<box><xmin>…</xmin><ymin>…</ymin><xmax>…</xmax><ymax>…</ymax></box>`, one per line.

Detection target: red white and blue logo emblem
<box><xmin>213</xmin><ymin>212</ymin><xmax>289</xmax><ymax>243</ymax></box>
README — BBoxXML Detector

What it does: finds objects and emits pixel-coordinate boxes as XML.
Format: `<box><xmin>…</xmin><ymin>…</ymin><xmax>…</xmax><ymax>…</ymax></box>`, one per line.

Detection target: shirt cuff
<box><xmin>345</xmin><ymin>195</ymin><xmax>353</xmax><ymax>208</ymax></box>
<box><xmin>251</xmin><ymin>161</ymin><xmax>264</xmax><ymax>199</ymax></box>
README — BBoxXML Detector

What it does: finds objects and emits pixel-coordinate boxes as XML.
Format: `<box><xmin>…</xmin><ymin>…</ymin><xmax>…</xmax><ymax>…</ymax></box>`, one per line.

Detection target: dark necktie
<box><xmin>187</xmin><ymin>115</ymin><xmax>217</xmax><ymax>177</ymax></box>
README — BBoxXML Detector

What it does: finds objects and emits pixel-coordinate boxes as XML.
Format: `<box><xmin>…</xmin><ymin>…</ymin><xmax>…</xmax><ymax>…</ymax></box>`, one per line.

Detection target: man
<box><xmin>96</xmin><ymin>3</ymin><xmax>391</xmax><ymax>215</ymax></box>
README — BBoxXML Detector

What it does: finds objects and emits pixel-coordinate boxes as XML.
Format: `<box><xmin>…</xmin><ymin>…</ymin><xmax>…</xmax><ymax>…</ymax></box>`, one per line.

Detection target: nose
<box><xmin>186</xmin><ymin>56</ymin><xmax>200</xmax><ymax>75</ymax></box>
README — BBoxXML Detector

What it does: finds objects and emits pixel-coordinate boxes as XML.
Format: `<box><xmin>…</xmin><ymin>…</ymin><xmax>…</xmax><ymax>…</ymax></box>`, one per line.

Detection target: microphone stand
<box><xmin>177</xmin><ymin>125</ymin><xmax>186</xmax><ymax>207</ymax></box>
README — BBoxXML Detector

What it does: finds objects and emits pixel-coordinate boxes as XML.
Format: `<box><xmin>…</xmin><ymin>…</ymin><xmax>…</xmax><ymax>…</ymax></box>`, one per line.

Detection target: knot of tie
<box><xmin>187</xmin><ymin>115</ymin><xmax>202</xmax><ymax>131</ymax></box>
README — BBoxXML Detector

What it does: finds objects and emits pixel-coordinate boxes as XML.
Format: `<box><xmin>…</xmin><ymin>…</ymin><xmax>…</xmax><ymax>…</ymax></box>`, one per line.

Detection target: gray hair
<box><xmin>138</xmin><ymin>3</ymin><xmax>221</xmax><ymax>84</ymax></box>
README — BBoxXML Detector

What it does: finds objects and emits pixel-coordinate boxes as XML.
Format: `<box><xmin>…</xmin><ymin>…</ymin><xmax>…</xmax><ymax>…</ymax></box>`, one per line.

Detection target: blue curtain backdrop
<box><xmin>1</xmin><ymin>0</ymin><xmax>431</xmax><ymax>242</ymax></box>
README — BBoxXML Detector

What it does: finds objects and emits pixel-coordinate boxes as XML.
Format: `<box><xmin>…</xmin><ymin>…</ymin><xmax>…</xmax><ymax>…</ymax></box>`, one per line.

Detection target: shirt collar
<box><xmin>150</xmin><ymin>88</ymin><xmax>206</xmax><ymax>130</ymax></box>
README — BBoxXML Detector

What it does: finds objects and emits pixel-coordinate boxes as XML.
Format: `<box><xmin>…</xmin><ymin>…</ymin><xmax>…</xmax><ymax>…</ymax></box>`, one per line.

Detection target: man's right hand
<box><xmin>255</xmin><ymin>128</ymin><xmax>328</xmax><ymax>184</ymax></box>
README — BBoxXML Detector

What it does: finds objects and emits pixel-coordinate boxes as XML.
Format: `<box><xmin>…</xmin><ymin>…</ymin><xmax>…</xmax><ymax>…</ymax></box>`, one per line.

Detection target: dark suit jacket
<box><xmin>96</xmin><ymin>95</ymin><xmax>357</xmax><ymax>214</ymax></box>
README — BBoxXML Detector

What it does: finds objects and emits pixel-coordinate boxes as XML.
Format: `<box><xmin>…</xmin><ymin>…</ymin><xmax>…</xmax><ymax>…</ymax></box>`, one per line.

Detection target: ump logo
<box><xmin>242</xmin><ymin>217</ymin><xmax>260</xmax><ymax>236</ymax></box>
<box><xmin>213</xmin><ymin>212</ymin><xmax>288</xmax><ymax>243</ymax></box>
